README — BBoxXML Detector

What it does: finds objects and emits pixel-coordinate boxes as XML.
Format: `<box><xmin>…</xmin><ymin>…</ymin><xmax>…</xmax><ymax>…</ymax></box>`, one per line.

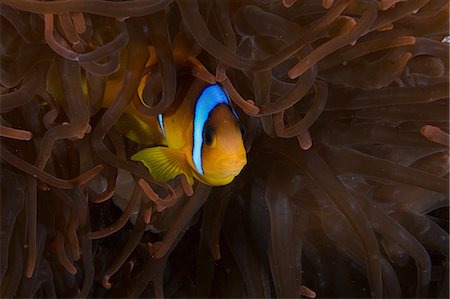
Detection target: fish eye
<box><xmin>203</xmin><ymin>126</ymin><xmax>215</xmax><ymax>146</ymax></box>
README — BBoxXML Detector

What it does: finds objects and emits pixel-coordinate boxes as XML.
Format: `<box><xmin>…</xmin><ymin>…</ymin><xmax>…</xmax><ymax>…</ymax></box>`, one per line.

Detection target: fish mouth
<box><xmin>216</xmin><ymin>156</ymin><xmax>247</xmax><ymax>175</ymax></box>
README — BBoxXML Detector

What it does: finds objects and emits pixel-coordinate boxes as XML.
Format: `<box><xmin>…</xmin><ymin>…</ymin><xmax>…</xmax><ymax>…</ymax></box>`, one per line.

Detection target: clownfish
<box><xmin>46</xmin><ymin>46</ymin><xmax>247</xmax><ymax>186</ymax></box>
<box><xmin>116</xmin><ymin>76</ymin><xmax>247</xmax><ymax>186</ymax></box>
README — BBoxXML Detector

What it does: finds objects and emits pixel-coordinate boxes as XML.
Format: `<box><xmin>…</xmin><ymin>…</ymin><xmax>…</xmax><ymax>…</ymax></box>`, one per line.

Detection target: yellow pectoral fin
<box><xmin>131</xmin><ymin>147</ymin><xmax>194</xmax><ymax>184</ymax></box>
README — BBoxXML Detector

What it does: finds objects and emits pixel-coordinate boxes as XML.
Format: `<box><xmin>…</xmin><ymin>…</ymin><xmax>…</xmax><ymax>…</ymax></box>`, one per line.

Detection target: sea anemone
<box><xmin>0</xmin><ymin>0</ymin><xmax>448</xmax><ymax>298</ymax></box>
